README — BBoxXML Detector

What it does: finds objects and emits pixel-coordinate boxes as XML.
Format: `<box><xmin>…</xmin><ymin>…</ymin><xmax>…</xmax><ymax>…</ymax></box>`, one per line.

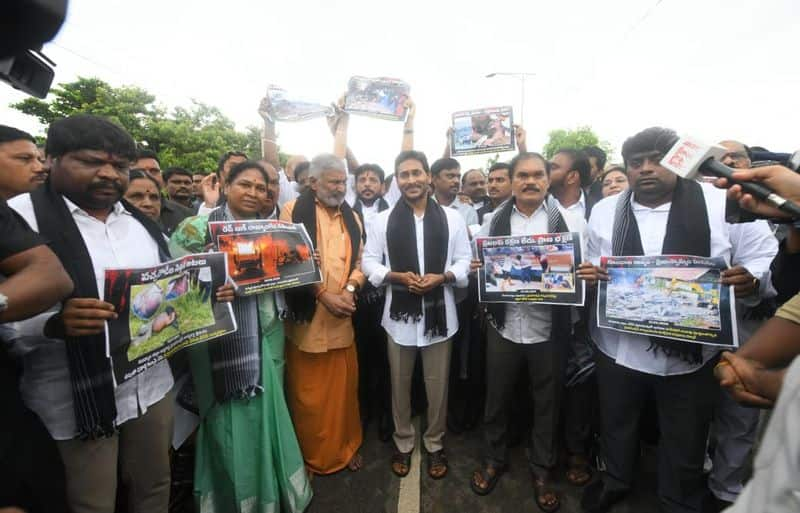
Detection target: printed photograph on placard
<box><xmin>597</xmin><ymin>255</ymin><xmax>737</xmax><ymax>347</ymax></box>
<box><xmin>208</xmin><ymin>219</ymin><xmax>321</xmax><ymax>296</ymax></box>
<box><xmin>476</xmin><ymin>231</ymin><xmax>584</xmax><ymax>305</ymax></box>
<box><xmin>266</xmin><ymin>85</ymin><xmax>332</xmax><ymax>122</ymax></box>
<box><xmin>104</xmin><ymin>252</ymin><xmax>236</xmax><ymax>384</ymax></box>
<box><xmin>451</xmin><ymin>106</ymin><xmax>515</xmax><ymax>156</ymax></box>
<box><xmin>343</xmin><ymin>76</ymin><xmax>410</xmax><ymax>121</ymax></box>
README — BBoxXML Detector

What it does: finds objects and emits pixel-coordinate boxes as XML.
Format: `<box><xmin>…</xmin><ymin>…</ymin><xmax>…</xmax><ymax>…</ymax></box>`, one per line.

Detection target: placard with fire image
<box><xmin>475</xmin><ymin>231</ymin><xmax>585</xmax><ymax>305</ymax></box>
<box><xmin>104</xmin><ymin>252</ymin><xmax>237</xmax><ymax>384</ymax></box>
<box><xmin>208</xmin><ymin>219</ymin><xmax>321</xmax><ymax>296</ymax></box>
<box><xmin>597</xmin><ymin>255</ymin><xmax>737</xmax><ymax>347</ymax></box>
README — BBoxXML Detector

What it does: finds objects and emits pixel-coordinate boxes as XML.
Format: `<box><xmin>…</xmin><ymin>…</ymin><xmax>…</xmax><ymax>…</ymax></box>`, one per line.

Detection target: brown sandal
<box><xmin>565</xmin><ymin>454</ymin><xmax>592</xmax><ymax>486</ymax></box>
<box><xmin>427</xmin><ymin>450</ymin><xmax>448</xmax><ymax>479</ymax></box>
<box><xmin>391</xmin><ymin>450</ymin><xmax>412</xmax><ymax>477</ymax></box>
<box><xmin>470</xmin><ymin>462</ymin><xmax>507</xmax><ymax>495</ymax></box>
<box><xmin>532</xmin><ymin>473</ymin><xmax>561</xmax><ymax>513</ymax></box>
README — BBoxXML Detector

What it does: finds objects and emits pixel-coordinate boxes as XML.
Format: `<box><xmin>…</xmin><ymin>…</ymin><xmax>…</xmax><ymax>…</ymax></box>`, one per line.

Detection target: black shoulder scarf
<box><xmin>611</xmin><ymin>178</ymin><xmax>709</xmax><ymax>364</ymax></box>
<box><xmin>286</xmin><ymin>190</ymin><xmax>362</xmax><ymax>323</ymax></box>
<box><xmin>386</xmin><ymin>196</ymin><xmax>450</xmax><ymax>338</ymax></box>
<box><xmin>30</xmin><ymin>180</ymin><xmax>169</xmax><ymax>439</ymax></box>
<box><xmin>487</xmin><ymin>196</ymin><xmax>571</xmax><ymax>332</ymax></box>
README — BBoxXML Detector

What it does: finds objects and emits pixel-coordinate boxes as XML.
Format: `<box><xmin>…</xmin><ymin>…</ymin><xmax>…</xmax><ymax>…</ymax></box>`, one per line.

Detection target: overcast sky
<box><xmin>2</xmin><ymin>0</ymin><xmax>799</xmax><ymax>171</ymax></box>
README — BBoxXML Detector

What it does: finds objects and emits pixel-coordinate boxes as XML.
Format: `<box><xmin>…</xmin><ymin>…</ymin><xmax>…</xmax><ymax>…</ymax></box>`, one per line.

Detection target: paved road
<box><xmin>306</xmin><ymin>417</ymin><xmax>661</xmax><ymax>513</ymax></box>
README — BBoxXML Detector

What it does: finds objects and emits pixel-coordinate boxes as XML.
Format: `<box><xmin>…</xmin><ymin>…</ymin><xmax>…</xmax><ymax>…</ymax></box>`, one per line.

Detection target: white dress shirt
<box><xmin>478</xmin><ymin>202</ymin><xmax>587</xmax><ymax>344</ymax></box>
<box><xmin>361</xmin><ymin>203</ymin><xmax>472</xmax><ymax>347</ymax></box>
<box><xmin>586</xmin><ymin>183</ymin><xmax>778</xmax><ymax>376</ymax></box>
<box><xmin>277</xmin><ymin>168</ymin><xmax>298</xmax><ymax>207</ymax></box>
<box><xmin>555</xmin><ymin>190</ymin><xmax>587</xmax><ymax>220</ymax></box>
<box><xmin>4</xmin><ymin>194</ymin><xmax>174</xmax><ymax>440</ymax></box>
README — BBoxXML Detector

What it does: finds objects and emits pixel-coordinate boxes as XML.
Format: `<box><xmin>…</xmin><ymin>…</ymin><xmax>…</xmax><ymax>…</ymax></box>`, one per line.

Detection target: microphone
<box><xmin>660</xmin><ymin>136</ymin><xmax>800</xmax><ymax>219</ymax></box>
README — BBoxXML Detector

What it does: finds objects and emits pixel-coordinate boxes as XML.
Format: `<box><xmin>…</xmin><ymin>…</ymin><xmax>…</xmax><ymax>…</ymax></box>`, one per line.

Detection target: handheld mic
<box><xmin>660</xmin><ymin>136</ymin><xmax>800</xmax><ymax>219</ymax></box>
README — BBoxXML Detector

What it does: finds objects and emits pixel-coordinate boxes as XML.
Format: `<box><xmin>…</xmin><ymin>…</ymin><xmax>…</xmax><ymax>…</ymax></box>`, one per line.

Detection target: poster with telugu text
<box><xmin>104</xmin><ymin>252</ymin><xmax>236</xmax><ymax>384</ymax></box>
<box><xmin>597</xmin><ymin>254</ymin><xmax>737</xmax><ymax>347</ymax></box>
<box><xmin>476</xmin><ymin>231</ymin><xmax>584</xmax><ymax>305</ymax></box>
<box><xmin>208</xmin><ymin>219</ymin><xmax>321</xmax><ymax>296</ymax></box>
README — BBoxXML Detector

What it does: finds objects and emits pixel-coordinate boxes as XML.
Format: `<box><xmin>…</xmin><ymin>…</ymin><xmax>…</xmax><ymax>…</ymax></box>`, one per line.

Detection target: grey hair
<box><xmin>308</xmin><ymin>153</ymin><xmax>346</xmax><ymax>179</ymax></box>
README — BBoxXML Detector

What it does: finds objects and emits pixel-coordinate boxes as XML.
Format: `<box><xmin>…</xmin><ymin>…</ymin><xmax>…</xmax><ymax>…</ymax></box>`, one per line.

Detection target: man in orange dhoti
<box><xmin>281</xmin><ymin>132</ymin><xmax>366</xmax><ymax>474</ymax></box>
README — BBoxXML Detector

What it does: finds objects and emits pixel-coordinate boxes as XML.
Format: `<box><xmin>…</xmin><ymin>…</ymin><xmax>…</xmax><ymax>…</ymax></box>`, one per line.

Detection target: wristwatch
<box><xmin>345</xmin><ymin>283</ymin><xmax>357</xmax><ymax>293</ymax></box>
<box><xmin>0</xmin><ymin>292</ymin><xmax>8</xmax><ymax>313</ymax></box>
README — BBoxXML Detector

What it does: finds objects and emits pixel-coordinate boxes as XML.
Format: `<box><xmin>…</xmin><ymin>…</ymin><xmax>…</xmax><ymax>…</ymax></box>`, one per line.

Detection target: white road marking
<box><xmin>397</xmin><ymin>417</ymin><xmax>421</xmax><ymax>513</ymax></box>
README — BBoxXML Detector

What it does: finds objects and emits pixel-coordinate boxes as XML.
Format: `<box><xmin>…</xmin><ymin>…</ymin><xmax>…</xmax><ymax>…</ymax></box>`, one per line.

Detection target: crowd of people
<box><xmin>1</xmin><ymin>93</ymin><xmax>800</xmax><ymax>513</ymax></box>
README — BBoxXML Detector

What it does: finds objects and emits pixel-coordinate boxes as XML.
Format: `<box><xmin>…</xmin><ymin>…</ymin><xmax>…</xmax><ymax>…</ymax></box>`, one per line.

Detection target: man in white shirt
<box><xmin>362</xmin><ymin>150</ymin><xmax>471</xmax><ymax>481</ymax></box>
<box><xmin>7</xmin><ymin>115</ymin><xmax>176</xmax><ymax>513</ymax></box>
<box><xmin>581</xmin><ymin>127</ymin><xmax>777</xmax><ymax>513</ymax></box>
<box><xmin>470</xmin><ymin>152</ymin><xmax>599</xmax><ymax>513</ymax></box>
<box><xmin>351</xmin><ymin>163</ymin><xmax>392</xmax><ymax>440</ymax></box>
<box><xmin>549</xmin><ymin>148</ymin><xmax>592</xmax><ymax>221</ymax></box>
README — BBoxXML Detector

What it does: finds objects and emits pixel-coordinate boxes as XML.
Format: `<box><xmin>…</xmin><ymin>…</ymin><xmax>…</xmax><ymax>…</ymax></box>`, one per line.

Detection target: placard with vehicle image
<box><xmin>597</xmin><ymin>255</ymin><xmax>737</xmax><ymax>347</ymax></box>
<box><xmin>266</xmin><ymin>85</ymin><xmax>333</xmax><ymax>122</ymax></box>
<box><xmin>208</xmin><ymin>219</ymin><xmax>321</xmax><ymax>296</ymax></box>
<box><xmin>104</xmin><ymin>252</ymin><xmax>236</xmax><ymax>384</ymax></box>
<box><xmin>451</xmin><ymin>106</ymin><xmax>515</xmax><ymax>156</ymax></box>
<box><xmin>343</xmin><ymin>76</ymin><xmax>410</xmax><ymax>121</ymax></box>
<box><xmin>476</xmin><ymin>231</ymin><xmax>584</xmax><ymax>305</ymax></box>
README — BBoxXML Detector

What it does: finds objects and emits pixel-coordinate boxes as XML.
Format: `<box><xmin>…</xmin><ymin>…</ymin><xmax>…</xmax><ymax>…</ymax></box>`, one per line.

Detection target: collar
<box><xmin>631</xmin><ymin>196</ymin><xmax>672</xmax><ymax>213</ymax></box>
<box><xmin>63</xmin><ymin>195</ymin><xmax>128</xmax><ymax>218</ymax></box>
<box><xmin>511</xmin><ymin>201</ymin><xmax>547</xmax><ymax>219</ymax></box>
<box><xmin>557</xmin><ymin>190</ymin><xmax>586</xmax><ymax>211</ymax></box>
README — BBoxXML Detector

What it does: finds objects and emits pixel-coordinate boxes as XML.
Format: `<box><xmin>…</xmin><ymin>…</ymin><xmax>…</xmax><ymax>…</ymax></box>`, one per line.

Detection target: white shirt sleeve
<box><xmin>361</xmin><ymin>212</ymin><xmax>390</xmax><ymax>287</ymax></box>
<box><xmin>728</xmin><ymin>219</ymin><xmax>779</xmax><ymax>306</ymax></box>
<box><xmin>447</xmin><ymin>213</ymin><xmax>473</xmax><ymax>288</ymax></box>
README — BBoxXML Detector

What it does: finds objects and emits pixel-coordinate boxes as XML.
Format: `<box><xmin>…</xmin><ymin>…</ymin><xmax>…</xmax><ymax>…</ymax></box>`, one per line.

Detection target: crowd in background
<box><xmin>2</xmin><ymin>93</ymin><xmax>800</xmax><ymax>513</ymax></box>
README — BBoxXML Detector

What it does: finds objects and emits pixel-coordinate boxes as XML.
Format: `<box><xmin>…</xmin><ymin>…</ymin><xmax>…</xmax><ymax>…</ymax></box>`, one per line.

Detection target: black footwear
<box><xmin>580</xmin><ymin>479</ymin><xmax>627</xmax><ymax>513</ymax></box>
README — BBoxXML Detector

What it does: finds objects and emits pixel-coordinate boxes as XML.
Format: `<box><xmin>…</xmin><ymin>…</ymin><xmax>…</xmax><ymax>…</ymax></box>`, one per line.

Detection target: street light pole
<box><xmin>485</xmin><ymin>72</ymin><xmax>536</xmax><ymax>126</ymax></box>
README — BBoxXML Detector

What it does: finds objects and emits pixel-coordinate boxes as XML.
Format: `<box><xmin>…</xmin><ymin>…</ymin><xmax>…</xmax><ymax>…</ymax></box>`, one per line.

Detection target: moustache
<box><xmin>522</xmin><ymin>186</ymin><xmax>541</xmax><ymax>192</ymax></box>
<box><xmin>89</xmin><ymin>181</ymin><xmax>124</xmax><ymax>193</ymax></box>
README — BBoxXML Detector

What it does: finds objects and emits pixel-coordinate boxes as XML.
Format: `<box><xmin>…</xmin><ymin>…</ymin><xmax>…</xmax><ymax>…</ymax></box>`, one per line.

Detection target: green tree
<box><xmin>11</xmin><ymin>77</ymin><xmax>262</xmax><ymax>172</ymax></box>
<box><xmin>542</xmin><ymin>126</ymin><xmax>613</xmax><ymax>160</ymax></box>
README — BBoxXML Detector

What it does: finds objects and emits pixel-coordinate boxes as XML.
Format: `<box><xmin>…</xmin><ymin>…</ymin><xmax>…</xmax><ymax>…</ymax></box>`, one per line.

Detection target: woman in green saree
<box><xmin>169</xmin><ymin>161</ymin><xmax>312</xmax><ymax>513</ymax></box>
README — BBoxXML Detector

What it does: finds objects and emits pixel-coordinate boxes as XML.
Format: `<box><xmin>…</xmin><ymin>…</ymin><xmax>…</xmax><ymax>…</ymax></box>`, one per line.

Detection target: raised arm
<box><xmin>443</xmin><ymin>127</ymin><xmax>452</xmax><ymax>159</ymax></box>
<box><xmin>400</xmin><ymin>97</ymin><xmax>416</xmax><ymax>151</ymax></box>
<box><xmin>328</xmin><ymin>95</ymin><xmax>359</xmax><ymax>171</ymax></box>
<box><xmin>258</xmin><ymin>96</ymin><xmax>281</xmax><ymax>170</ymax></box>
<box><xmin>514</xmin><ymin>124</ymin><xmax>528</xmax><ymax>154</ymax></box>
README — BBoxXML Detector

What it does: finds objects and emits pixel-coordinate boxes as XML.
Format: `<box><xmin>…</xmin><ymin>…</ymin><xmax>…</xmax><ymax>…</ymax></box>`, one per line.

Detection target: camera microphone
<box><xmin>660</xmin><ymin>136</ymin><xmax>800</xmax><ymax>219</ymax></box>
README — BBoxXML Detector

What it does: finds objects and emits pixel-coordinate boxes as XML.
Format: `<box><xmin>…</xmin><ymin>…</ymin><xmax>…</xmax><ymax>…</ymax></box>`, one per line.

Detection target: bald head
<box><xmin>719</xmin><ymin>140</ymin><xmax>751</xmax><ymax>169</ymax></box>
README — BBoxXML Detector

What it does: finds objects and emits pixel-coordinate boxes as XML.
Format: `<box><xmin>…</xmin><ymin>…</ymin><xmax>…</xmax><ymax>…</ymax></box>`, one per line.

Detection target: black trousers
<box><xmin>483</xmin><ymin>325</ymin><xmax>563</xmax><ymax>474</ymax></box>
<box><xmin>353</xmin><ymin>290</ymin><xmax>391</xmax><ymax>424</ymax></box>
<box><xmin>596</xmin><ymin>351</ymin><xmax>718</xmax><ymax>513</ymax></box>
<box><xmin>448</xmin><ymin>276</ymin><xmax>485</xmax><ymax>430</ymax></box>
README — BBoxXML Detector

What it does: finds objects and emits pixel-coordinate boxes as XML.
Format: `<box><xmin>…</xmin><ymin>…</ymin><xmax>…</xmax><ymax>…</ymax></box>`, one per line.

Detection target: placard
<box><xmin>597</xmin><ymin>255</ymin><xmax>737</xmax><ymax>347</ymax></box>
<box><xmin>208</xmin><ymin>219</ymin><xmax>321</xmax><ymax>296</ymax></box>
<box><xmin>104</xmin><ymin>252</ymin><xmax>236</xmax><ymax>384</ymax></box>
<box><xmin>476</xmin><ymin>231</ymin><xmax>584</xmax><ymax>305</ymax></box>
<box><xmin>344</xmin><ymin>76</ymin><xmax>410</xmax><ymax>121</ymax></box>
<box><xmin>451</xmin><ymin>106</ymin><xmax>515</xmax><ymax>156</ymax></box>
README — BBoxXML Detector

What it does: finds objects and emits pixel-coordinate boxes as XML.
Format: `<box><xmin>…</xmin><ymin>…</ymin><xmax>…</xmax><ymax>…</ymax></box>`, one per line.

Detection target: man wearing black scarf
<box><xmin>581</xmin><ymin>127</ymin><xmax>777</xmax><ymax>513</ymax></box>
<box><xmin>469</xmin><ymin>152</ymin><xmax>601</xmax><ymax>513</ymax></box>
<box><xmin>8</xmin><ymin>115</ymin><xmax>175</xmax><ymax>513</ymax></box>
<box><xmin>351</xmin><ymin>163</ymin><xmax>393</xmax><ymax>440</ymax></box>
<box><xmin>361</xmin><ymin>150</ymin><xmax>472</xmax><ymax>480</ymax></box>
